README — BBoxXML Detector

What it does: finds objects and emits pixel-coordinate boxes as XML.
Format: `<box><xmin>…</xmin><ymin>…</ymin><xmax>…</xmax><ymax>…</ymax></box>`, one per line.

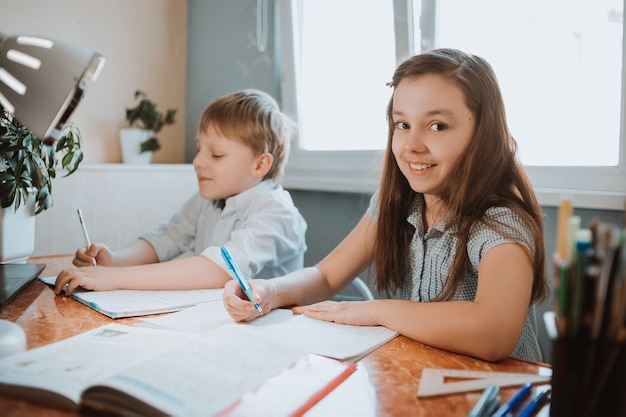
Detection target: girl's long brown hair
<box><xmin>374</xmin><ymin>49</ymin><xmax>548</xmax><ymax>305</ymax></box>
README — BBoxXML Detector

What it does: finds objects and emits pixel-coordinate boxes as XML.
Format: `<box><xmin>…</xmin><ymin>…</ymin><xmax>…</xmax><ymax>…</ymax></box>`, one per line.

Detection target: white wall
<box><xmin>34</xmin><ymin>165</ymin><xmax>198</xmax><ymax>257</ymax></box>
<box><xmin>0</xmin><ymin>0</ymin><xmax>188</xmax><ymax>163</ymax></box>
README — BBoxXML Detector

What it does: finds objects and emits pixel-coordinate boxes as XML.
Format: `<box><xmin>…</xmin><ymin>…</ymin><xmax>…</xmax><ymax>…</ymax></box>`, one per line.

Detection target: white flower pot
<box><xmin>0</xmin><ymin>196</ymin><xmax>35</xmax><ymax>264</ymax></box>
<box><xmin>120</xmin><ymin>128</ymin><xmax>154</xmax><ymax>164</ymax></box>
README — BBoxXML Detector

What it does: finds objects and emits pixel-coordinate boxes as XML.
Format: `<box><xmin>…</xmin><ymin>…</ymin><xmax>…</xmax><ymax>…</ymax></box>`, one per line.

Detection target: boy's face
<box><xmin>193</xmin><ymin>124</ymin><xmax>264</xmax><ymax>200</ymax></box>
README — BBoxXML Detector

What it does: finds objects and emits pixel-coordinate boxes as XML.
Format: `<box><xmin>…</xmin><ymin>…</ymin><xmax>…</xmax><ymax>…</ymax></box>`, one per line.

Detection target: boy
<box><xmin>55</xmin><ymin>89</ymin><xmax>307</xmax><ymax>295</ymax></box>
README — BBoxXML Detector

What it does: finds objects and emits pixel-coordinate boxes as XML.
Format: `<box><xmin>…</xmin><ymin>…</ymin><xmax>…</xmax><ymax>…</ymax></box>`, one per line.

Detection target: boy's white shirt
<box><xmin>140</xmin><ymin>181</ymin><xmax>307</xmax><ymax>279</ymax></box>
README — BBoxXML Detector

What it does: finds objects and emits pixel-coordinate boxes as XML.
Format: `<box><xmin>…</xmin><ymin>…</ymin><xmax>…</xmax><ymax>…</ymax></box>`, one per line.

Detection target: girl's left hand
<box><xmin>292</xmin><ymin>300</ymin><xmax>378</xmax><ymax>326</ymax></box>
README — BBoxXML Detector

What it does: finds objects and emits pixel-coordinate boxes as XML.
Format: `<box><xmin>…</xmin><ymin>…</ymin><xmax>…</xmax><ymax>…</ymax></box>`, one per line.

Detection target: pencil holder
<box><xmin>550</xmin><ymin>338</ymin><xmax>626</xmax><ymax>417</ymax></box>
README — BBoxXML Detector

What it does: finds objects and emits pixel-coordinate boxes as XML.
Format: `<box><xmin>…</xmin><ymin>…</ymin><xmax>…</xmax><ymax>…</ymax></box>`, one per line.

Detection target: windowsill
<box><xmin>75</xmin><ymin>163</ymin><xmax>195</xmax><ymax>172</ymax></box>
<box><xmin>283</xmin><ymin>169</ymin><xmax>626</xmax><ymax>211</ymax></box>
<box><xmin>75</xmin><ymin>163</ymin><xmax>624</xmax><ymax>211</ymax></box>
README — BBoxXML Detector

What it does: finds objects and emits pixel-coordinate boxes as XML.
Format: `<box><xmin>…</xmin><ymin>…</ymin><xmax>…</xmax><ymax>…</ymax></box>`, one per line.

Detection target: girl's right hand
<box><xmin>73</xmin><ymin>243</ymin><xmax>113</xmax><ymax>267</ymax></box>
<box><xmin>222</xmin><ymin>279</ymin><xmax>272</xmax><ymax>322</ymax></box>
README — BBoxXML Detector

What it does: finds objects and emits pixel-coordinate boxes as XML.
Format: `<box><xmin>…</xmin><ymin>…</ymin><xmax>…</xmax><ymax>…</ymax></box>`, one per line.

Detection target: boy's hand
<box><xmin>73</xmin><ymin>243</ymin><xmax>113</xmax><ymax>267</ymax></box>
<box><xmin>54</xmin><ymin>268</ymin><xmax>111</xmax><ymax>295</ymax></box>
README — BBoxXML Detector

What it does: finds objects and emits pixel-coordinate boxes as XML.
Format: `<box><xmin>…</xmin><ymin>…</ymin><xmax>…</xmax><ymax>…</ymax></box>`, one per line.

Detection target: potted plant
<box><xmin>0</xmin><ymin>110</ymin><xmax>84</xmax><ymax>262</ymax></box>
<box><xmin>120</xmin><ymin>90</ymin><xmax>176</xmax><ymax>163</ymax></box>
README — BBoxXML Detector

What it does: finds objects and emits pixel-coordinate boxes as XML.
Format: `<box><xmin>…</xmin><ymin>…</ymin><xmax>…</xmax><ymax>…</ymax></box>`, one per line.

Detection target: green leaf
<box><xmin>0</xmin><ymin>172</ymin><xmax>16</xmax><ymax>209</ymax></box>
<box><xmin>125</xmin><ymin>91</ymin><xmax>176</xmax><ymax>135</ymax></box>
<box><xmin>56</xmin><ymin>135</ymin><xmax>67</xmax><ymax>150</ymax></box>
<box><xmin>139</xmin><ymin>137</ymin><xmax>160</xmax><ymax>153</ymax></box>
<box><xmin>63</xmin><ymin>150</ymin><xmax>83</xmax><ymax>176</ymax></box>
<box><xmin>1</xmin><ymin>110</ymin><xmax>84</xmax><ymax>215</ymax></box>
<box><xmin>35</xmin><ymin>185</ymin><xmax>52</xmax><ymax>214</ymax></box>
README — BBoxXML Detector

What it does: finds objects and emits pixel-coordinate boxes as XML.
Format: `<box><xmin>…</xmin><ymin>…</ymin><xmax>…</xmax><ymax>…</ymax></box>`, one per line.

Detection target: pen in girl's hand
<box><xmin>221</xmin><ymin>245</ymin><xmax>263</xmax><ymax>314</ymax></box>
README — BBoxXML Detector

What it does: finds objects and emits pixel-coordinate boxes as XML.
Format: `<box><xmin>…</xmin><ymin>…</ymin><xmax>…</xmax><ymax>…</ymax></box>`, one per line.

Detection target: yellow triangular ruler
<box><xmin>417</xmin><ymin>368</ymin><xmax>552</xmax><ymax>397</ymax></box>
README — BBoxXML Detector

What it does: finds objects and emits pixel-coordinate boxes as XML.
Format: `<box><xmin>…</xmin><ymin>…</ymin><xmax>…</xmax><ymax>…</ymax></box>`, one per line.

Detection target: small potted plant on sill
<box><xmin>0</xmin><ymin>110</ymin><xmax>84</xmax><ymax>262</ymax></box>
<box><xmin>120</xmin><ymin>90</ymin><xmax>176</xmax><ymax>164</ymax></box>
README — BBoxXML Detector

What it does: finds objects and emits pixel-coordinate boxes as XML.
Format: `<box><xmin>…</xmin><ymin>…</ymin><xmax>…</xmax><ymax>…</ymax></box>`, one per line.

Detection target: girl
<box><xmin>223</xmin><ymin>49</ymin><xmax>548</xmax><ymax>362</ymax></box>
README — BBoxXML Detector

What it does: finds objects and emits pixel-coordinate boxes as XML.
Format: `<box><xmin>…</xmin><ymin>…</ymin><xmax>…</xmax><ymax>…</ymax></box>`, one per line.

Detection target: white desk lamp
<box><xmin>0</xmin><ymin>33</ymin><xmax>105</xmax><ymax>140</ymax></box>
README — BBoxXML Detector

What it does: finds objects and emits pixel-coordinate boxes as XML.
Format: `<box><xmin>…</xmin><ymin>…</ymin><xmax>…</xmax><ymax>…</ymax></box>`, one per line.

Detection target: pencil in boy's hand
<box><xmin>77</xmin><ymin>209</ymin><xmax>96</xmax><ymax>266</ymax></box>
<box><xmin>77</xmin><ymin>208</ymin><xmax>92</xmax><ymax>249</ymax></box>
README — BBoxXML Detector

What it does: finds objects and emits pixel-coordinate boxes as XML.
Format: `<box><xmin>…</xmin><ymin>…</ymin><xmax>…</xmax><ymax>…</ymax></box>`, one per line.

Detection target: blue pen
<box><xmin>220</xmin><ymin>245</ymin><xmax>263</xmax><ymax>315</ymax></box>
<box><xmin>517</xmin><ymin>388</ymin><xmax>551</xmax><ymax>417</ymax></box>
<box><xmin>491</xmin><ymin>383</ymin><xmax>532</xmax><ymax>417</ymax></box>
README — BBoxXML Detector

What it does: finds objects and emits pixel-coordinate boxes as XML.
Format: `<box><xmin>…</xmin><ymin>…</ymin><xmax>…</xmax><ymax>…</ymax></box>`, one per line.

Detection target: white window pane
<box><xmin>298</xmin><ymin>0</ymin><xmax>396</xmax><ymax>150</ymax></box>
<box><xmin>425</xmin><ymin>0</ymin><xmax>623</xmax><ymax>167</ymax></box>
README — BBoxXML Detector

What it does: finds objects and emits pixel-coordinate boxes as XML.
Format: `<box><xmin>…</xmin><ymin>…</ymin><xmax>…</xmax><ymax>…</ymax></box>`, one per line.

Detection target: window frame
<box><xmin>278</xmin><ymin>0</ymin><xmax>626</xmax><ymax>210</ymax></box>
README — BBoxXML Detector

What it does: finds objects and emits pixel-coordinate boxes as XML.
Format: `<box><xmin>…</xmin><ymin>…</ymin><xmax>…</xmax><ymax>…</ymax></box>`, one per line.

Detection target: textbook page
<box><xmin>218</xmin><ymin>353</ymin><xmax>358</xmax><ymax>417</ymax></box>
<box><xmin>82</xmin><ymin>325</ymin><xmax>308</xmax><ymax>416</ymax></box>
<box><xmin>0</xmin><ymin>323</ymin><xmax>308</xmax><ymax>415</ymax></box>
<box><xmin>38</xmin><ymin>276</ymin><xmax>223</xmax><ymax>318</ymax></box>
<box><xmin>0</xmin><ymin>323</ymin><xmax>200</xmax><ymax>410</ymax></box>
<box><xmin>141</xmin><ymin>301</ymin><xmax>398</xmax><ymax>361</ymax></box>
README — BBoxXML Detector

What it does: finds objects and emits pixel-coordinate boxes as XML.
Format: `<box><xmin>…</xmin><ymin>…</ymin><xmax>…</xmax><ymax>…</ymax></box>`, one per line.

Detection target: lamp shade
<box><xmin>0</xmin><ymin>33</ymin><xmax>105</xmax><ymax>140</ymax></box>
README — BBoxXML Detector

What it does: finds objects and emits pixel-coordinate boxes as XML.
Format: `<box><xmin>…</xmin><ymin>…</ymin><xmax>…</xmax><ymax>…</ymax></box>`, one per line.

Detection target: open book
<box><xmin>38</xmin><ymin>275</ymin><xmax>223</xmax><ymax>318</ymax></box>
<box><xmin>0</xmin><ymin>303</ymin><xmax>397</xmax><ymax>415</ymax></box>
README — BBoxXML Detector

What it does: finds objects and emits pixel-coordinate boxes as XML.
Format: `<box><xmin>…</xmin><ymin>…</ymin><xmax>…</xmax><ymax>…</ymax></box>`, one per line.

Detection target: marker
<box><xmin>518</xmin><ymin>388</ymin><xmax>551</xmax><ymax>417</ymax></box>
<box><xmin>491</xmin><ymin>382</ymin><xmax>532</xmax><ymax>417</ymax></box>
<box><xmin>556</xmin><ymin>197</ymin><xmax>573</xmax><ymax>260</ymax></box>
<box><xmin>572</xmin><ymin>229</ymin><xmax>591</xmax><ymax>338</ymax></box>
<box><xmin>543</xmin><ymin>311</ymin><xmax>559</xmax><ymax>341</ymax></box>
<box><xmin>77</xmin><ymin>208</ymin><xmax>91</xmax><ymax>248</ymax></box>
<box><xmin>468</xmin><ymin>383</ymin><xmax>499</xmax><ymax>417</ymax></box>
<box><xmin>220</xmin><ymin>245</ymin><xmax>263</xmax><ymax>314</ymax></box>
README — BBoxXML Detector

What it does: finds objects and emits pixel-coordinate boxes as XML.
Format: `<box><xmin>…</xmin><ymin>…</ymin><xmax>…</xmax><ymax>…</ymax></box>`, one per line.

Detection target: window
<box><xmin>297</xmin><ymin>0</ymin><xmax>395</xmax><ymax>151</ymax></box>
<box><xmin>419</xmin><ymin>0</ymin><xmax>622</xmax><ymax>167</ymax></box>
<box><xmin>279</xmin><ymin>0</ymin><xmax>626</xmax><ymax>210</ymax></box>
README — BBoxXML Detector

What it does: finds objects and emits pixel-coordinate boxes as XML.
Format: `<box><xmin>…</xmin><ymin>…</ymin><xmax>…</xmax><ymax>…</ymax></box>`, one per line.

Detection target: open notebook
<box><xmin>0</xmin><ymin>263</ymin><xmax>46</xmax><ymax>306</ymax></box>
<box><xmin>38</xmin><ymin>276</ymin><xmax>224</xmax><ymax>318</ymax></box>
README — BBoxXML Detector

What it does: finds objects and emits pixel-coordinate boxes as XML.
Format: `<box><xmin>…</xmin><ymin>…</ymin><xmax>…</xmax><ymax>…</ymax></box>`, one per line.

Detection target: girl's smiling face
<box><xmin>192</xmin><ymin>124</ymin><xmax>266</xmax><ymax>201</ymax></box>
<box><xmin>391</xmin><ymin>74</ymin><xmax>476</xmax><ymax>196</ymax></box>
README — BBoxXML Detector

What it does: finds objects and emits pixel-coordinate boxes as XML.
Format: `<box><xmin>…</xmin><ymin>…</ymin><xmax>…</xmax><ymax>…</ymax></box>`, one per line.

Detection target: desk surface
<box><xmin>0</xmin><ymin>255</ymin><xmax>551</xmax><ymax>417</ymax></box>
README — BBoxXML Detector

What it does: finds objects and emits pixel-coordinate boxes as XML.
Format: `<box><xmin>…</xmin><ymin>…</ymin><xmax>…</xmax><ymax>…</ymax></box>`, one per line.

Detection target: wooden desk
<box><xmin>1</xmin><ymin>255</ymin><xmax>551</xmax><ymax>417</ymax></box>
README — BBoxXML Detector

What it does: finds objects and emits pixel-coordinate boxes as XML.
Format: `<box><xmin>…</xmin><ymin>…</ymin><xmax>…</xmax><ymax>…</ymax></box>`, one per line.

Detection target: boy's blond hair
<box><xmin>198</xmin><ymin>89</ymin><xmax>293</xmax><ymax>183</ymax></box>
